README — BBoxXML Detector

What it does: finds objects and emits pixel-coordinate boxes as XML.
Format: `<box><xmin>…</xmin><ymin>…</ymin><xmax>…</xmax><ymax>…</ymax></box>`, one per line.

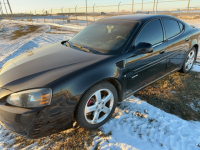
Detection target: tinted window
<box><xmin>178</xmin><ymin>22</ymin><xmax>184</xmax><ymax>31</ymax></box>
<box><xmin>162</xmin><ymin>19</ymin><xmax>180</xmax><ymax>39</ymax></box>
<box><xmin>69</xmin><ymin>20</ymin><xmax>138</xmax><ymax>55</ymax></box>
<box><xmin>135</xmin><ymin>20</ymin><xmax>163</xmax><ymax>45</ymax></box>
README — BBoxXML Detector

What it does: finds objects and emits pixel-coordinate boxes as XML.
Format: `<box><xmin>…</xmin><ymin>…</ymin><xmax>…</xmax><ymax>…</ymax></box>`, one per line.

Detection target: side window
<box><xmin>162</xmin><ymin>19</ymin><xmax>181</xmax><ymax>39</ymax></box>
<box><xmin>135</xmin><ymin>19</ymin><xmax>164</xmax><ymax>46</ymax></box>
<box><xmin>178</xmin><ymin>22</ymin><xmax>184</xmax><ymax>31</ymax></box>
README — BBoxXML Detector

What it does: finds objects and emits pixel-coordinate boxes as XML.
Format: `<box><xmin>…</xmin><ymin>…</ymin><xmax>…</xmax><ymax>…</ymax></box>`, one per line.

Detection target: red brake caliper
<box><xmin>87</xmin><ymin>99</ymin><xmax>93</xmax><ymax>106</ymax></box>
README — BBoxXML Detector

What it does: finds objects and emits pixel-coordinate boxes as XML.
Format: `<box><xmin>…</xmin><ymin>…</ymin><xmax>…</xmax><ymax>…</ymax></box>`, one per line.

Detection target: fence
<box><xmin>0</xmin><ymin>0</ymin><xmax>199</xmax><ymax>26</ymax></box>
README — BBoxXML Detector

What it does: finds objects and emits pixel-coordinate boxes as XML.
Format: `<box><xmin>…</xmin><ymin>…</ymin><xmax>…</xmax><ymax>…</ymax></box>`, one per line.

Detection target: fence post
<box><xmin>61</xmin><ymin>7</ymin><xmax>64</xmax><ymax>24</ymax></box>
<box><xmin>30</xmin><ymin>10</ymin><xmax>32</xmax><ymax>22</ymax></box>
<box><xmin>42</xmin><ymin>9</ymin><xmax>45</xmax><ymax>23</ymax></box>
<box><xmin>17</xmin><ymin>12</ymin><xmax>18</xmax><ymax>21</ymax></box>
<box><xmin>35</xmin><ymin>9</ymin><xmax>38</xmax><ymax>22</ymax></box>
<box><xmin>132</xmin><ymin>0</ymin><xmax>134</xmax><ymax>14</ymax></box>
<box><xmin>118</xmin><ymin>1</ymin><xmax>121</xmax><ymax>16</ymax></box>
<box><xmin>93</xmin><ymin>4</ymin><xmax>95</xmax><ymax>22</ymax></box>
<box><xmin>187</xmin><ymin>0</ymin><xmax>190</xmax><ymax>13</ymax></box>
<box><xmin>17</xmin><ymin>12</ymin><xmax>21</xmax><ymax>22</ymax></box>
<box><xmin>75</xmin><ymin>5</ymin><xmax>78</xmax><ymax>25</ymax></box>
<box><xmin>20</xmin><ymin>12</ymin><xmax>24</xmax><ymax>21</ymax></box>
<box><xmin>25</xmin><ymin>11</ymin><xmax>27</xmax><ymax>22</ymax></box>
<box><xmin>51</xmin><ymin>8</ymin><xmax>54</xmax><ymax>23</ymax></box>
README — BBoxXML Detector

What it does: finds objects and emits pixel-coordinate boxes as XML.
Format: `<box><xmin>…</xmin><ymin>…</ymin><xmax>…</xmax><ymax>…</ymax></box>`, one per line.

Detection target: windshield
<box><xmin>69</xmin><ymin>19</ymin><xmax>139</xmax><ymax>55</ymax></box>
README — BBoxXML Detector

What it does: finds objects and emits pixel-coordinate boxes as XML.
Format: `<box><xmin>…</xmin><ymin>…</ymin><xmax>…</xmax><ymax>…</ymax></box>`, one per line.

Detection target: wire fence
<box><xmin>0</xmin><ymin>0</ymin><xmax>199</xmax><ymax>26</ymax></box>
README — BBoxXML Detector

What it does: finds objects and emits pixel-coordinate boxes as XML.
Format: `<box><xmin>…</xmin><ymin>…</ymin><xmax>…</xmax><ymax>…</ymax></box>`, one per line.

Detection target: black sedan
<box><xmin>0</xmin><ymin>14</ymin><xmax>199</xmax><ymax>139</ymax></box>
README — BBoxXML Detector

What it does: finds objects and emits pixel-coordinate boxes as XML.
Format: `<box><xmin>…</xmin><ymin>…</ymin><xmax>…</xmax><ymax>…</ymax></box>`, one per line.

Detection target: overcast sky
<box><xmin>2</xmin><ymin>0</ymin><xmax>200</xmax><ymax>13</ymax></box>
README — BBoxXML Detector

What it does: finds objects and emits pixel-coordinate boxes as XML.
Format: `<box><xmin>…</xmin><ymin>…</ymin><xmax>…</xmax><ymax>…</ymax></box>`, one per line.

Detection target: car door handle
<box><xmin>160</xmin><ymin>49</ymin><xmax>165</xmax><ymax>54</ymax></box>
<box><xmin>185</xmin><ymin>38</ymin><xmax>189</xmax><ymax>42</ymax></box>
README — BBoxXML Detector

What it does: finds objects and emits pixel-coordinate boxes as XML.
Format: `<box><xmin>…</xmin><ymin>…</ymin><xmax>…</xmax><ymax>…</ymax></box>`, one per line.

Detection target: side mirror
<box><xmin>134</xmin><ymin>42</ymin><xmax>153</xmax><ymax>54</ymax></box>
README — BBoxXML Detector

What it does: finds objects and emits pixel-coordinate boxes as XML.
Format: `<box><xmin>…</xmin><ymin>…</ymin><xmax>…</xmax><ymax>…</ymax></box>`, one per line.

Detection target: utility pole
<box><xmin>0</xmin><ymin>1</ymin><xmax>3</xmax><ymax>14</ymax></box>
<box><xmin>118</xmin><ymin>1</ymin><xmax>121</xmax><ymax>16</ymax></box>
<box><xmin>7</xmin><ymin>0</ymin><xmax>12</xmax><ymax>14</ymax></box>
<box><xmin>3</xmin><ymin>0</ymin><xmax>8</xmax><ymax>19</ymax></box>
<box><xmin>85</xmin><ymin>0</ymin><xmax>88</xmax><ymax>25</ymax></box>
<box><xmin>153</xmin><ymin>0</ymin><xmax>156</xmax><ymax>14</ymax></box>
<box><xmin>75</xmin><ymin>5</ymin><xmax>77</xmax><ymax>25</ymax></box>
<box><xmin>93</xmin><ymin>4</ymin><xmax>95</xmax><ymax>22</ymax></box>
<box><xmin>187</xmin><ymin>0</ymin><xmax>190</xmax><ymax>13</ymax></box>
<box><xmin>3</xmin><ymin>0</ymin><xmax>8</xmax><ymax>14</ymax></box>
<box><xmin>141</xmin><ymin>0</ymin><xmax>143</xmax><ymax>12</ymax></box>
<box><xmin>132</xmin><ymin>0</ymin><xmax>134</xmax><ymax>14</ymax></box>
<box><xmin>156</xmin><ymin>0</ymin><xmax>159</xmax><ymax>14</ymax></box>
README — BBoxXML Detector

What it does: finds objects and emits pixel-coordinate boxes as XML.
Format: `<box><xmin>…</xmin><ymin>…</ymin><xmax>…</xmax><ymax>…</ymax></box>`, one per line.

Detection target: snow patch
<box><xmin>91</xmin><ymin>96</ymin><xmax>200</xmax><ymax>150</ymax></box>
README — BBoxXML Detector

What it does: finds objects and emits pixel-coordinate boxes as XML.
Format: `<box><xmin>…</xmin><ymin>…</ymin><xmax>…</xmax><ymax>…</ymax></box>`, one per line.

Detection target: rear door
<box><xmin>161</xmin><ymin>18</ymin><xmax>188</xmax><ymax>72</ymax></box>
<box><xmin>125</xmin><ymin>19</ymin><xmax>168</xmax><ymax>95</ymax></box>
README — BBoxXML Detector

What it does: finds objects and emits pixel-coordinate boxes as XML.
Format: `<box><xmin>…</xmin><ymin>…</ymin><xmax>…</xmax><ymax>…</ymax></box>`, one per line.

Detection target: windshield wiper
<box><xmin>72</xmin><ymin>44</ymin><xmax>92</xmax><ymax>53</ymax></box>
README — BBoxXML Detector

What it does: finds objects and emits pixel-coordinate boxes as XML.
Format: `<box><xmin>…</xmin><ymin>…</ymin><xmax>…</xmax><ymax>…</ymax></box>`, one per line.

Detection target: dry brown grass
<box><xmin>135</xmin><ymin>71</ymin><xmax>200</xmax><ymax>121</ymax></box>
<box><xmin>5</xmin><ymin>127</ymin><xmax>101</xmax><ymax>149</ymax></box>
<box><xmin>10</xmin><ymin>25</ymin><xmax>41</xmax><ymax>40</ymax></box>
<box><xmin>177</xmin><ymin>15</ymin><xmax>200</xmax><ymax>20</ymax></box>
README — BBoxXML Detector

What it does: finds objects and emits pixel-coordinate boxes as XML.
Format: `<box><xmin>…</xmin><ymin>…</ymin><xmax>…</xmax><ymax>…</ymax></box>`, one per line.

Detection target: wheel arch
<box><xmin>104</xmin><ymin>78</ymin><xmax>124</xmax><ymax>102</ymax></box>
<box><xmin>193</xmin><ymin>44</ymin><xmax>198</xmax><ymax>58</ymax></box>
<box><xmin>78</xmin><ymin>77</ymin><xmax>124</xmax><ymax>104</ymax></box>
<box><xmin>73</xmin><ymin>77</ymin><xmax>124</xmax><ymax>120</ymax></box>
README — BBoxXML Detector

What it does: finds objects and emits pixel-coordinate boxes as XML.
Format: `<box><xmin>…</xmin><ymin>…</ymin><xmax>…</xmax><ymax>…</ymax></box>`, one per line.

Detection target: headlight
<box><xmin>6</xmin><ymin>88</ymin><xmax>52</xmax><ymax>108</ymax></box>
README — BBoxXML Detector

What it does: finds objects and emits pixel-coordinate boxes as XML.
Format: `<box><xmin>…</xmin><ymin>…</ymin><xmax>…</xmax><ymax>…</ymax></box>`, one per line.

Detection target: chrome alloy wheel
<box><xmin>84</xmin><ymin>89</ymin><xmax>114</xmax><ymax>124</ymax></box>
<box><xmin>185</xmin><ymin>50</ymin><xmax>195</xmax><ymax>71</ymax></box>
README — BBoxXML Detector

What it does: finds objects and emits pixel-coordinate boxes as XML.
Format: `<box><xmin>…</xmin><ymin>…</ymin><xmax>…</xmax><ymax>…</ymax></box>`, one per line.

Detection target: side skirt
<box><xmin>124</xmin><ymin>68</ymin><xmax>179</xmax><ymax>99</ymax></box>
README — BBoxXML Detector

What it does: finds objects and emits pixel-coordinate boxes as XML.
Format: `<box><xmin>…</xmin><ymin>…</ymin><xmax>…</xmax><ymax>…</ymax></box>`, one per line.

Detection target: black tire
<box><xmin>180</xmin><ymin>47</ymin><xmax>196</xmax><ymax>73</ymax></box>
<box><xmin>75</xmin><ymin>81</ymin><xmax>118</xmax><ymax>129</ymax></box>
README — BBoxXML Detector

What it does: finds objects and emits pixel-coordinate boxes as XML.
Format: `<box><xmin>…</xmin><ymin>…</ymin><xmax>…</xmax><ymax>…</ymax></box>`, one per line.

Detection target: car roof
<box><xmin>101</xmin><ymin>14</ymin><xmax>176</xmax><ymax>22</ymax></box>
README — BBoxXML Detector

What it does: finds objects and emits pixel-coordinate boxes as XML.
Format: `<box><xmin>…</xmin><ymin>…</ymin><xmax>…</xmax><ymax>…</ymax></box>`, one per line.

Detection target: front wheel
<box><xmin>75</xmin><ymin>82</ymin><xmax>118</xmax><ymax>129</ymax></box>
<box><xmin>181</xmin><ymin>47</ymin><xmax>196</xmax><ymax>73</ymax></box>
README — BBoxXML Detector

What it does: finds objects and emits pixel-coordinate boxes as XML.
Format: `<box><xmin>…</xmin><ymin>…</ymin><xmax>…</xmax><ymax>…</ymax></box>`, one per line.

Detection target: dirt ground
<box><xmin>135</xmin><ymin>71</ymin><xmax>200</xmax><ymax>121</ymax></box>
<box><xmin>10</xmin><ymin>25</ymin><xmax>41</xmax><ymax>40</ymax></box>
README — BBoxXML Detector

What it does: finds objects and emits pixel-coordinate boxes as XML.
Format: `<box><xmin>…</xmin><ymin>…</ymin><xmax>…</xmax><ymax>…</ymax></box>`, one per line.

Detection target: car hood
<box><xmin>0</xmin><ymin>42</ymin><xmax>110</xmax><ymax>92</ymax></box>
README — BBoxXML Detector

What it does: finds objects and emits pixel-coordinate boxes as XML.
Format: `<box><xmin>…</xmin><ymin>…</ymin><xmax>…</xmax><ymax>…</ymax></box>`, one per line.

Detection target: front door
<box><xmin>125</xmin><ymin>19</ymin><xmax>168</xmax><ymax>96</ymax></box>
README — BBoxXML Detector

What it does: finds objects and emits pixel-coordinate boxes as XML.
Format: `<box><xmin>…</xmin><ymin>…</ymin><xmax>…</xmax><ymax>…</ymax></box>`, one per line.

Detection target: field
<box><xmin>0</xmin><ymin>18</ymin><xmax>200</xmax><ymax>150</ymax></box>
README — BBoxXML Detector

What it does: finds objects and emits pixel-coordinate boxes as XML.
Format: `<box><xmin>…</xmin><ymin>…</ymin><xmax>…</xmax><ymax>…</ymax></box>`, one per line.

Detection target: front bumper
<box><xmin>0</xmin><ymin>100</ymin><xmax>73</xmax><ymax>139</ymax></box>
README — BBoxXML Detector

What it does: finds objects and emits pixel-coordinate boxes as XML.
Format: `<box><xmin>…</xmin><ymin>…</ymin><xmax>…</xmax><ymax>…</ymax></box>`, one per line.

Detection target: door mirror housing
<box><xmin>134</xmin><ymin>42</ymin><xmax>153</xmax><ymax>54</ymax></box>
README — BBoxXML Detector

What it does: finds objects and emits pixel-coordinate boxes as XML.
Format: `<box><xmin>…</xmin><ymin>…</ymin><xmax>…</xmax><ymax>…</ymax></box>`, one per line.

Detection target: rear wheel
<box><xmin>75</xmin><ymin>82</ymin><xmax>118</xmax><ymax>129</ymax></box>
<box><xmin>181</xmin><ymin>47</ymin><xmax>196</xmax><ymax>73</ymax></box>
